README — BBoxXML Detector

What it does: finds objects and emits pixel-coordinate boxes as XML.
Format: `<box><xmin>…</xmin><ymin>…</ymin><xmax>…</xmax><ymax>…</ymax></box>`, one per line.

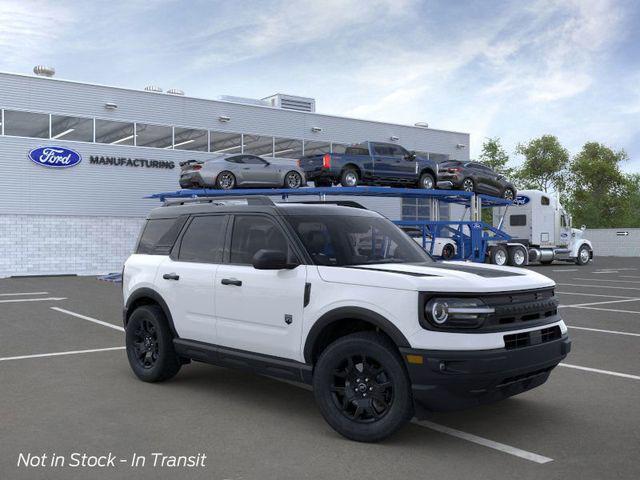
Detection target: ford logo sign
<box><xmin>28</xmin><ymin>146</ymin><xmax>82</xmax><ymax>168</ymax></box>
<box><xmin>514</xmin><ymin>195</ymin><xmax>530</xmax><ymax>206</ymax></box>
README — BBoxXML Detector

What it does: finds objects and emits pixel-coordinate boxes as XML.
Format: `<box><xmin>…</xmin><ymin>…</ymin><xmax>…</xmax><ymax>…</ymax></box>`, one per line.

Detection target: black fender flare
<box><xmin>124</xmin><ymin>287</ymin><xmax>178</xmax><ymax>338</ymax></box>
<box><xmin>419</xmin><ymin>167</ymin><xmax>436</xmax><ymax>180</ymax></box>
<box><xmin>303</xmin><ymin>307</ymin><xmax>410</xmax><ymax>363</ymax></box>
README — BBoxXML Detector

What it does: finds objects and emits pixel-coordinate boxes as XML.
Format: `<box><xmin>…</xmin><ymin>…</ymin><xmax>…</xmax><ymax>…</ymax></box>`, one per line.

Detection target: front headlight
<box><xmin>424</xmin><ymin>298</ymin><xmax>494</xmax><ymax>328</ymax></box>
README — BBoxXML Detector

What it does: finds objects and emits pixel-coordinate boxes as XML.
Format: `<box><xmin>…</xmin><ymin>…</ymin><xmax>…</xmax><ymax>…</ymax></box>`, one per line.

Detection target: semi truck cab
<box><xmin>494</xmin><ymin>190</ymin><xmax>593</xmax><ymax>265</ymax></box>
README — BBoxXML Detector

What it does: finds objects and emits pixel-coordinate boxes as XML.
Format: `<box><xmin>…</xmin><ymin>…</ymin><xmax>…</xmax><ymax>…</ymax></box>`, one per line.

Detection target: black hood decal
<box><xmin>424</xmin><ymin>262</ymin><xmax>524</xmax><ymax>277</ymax></box>
<box><xmin>345</xmin><ymin>266</ymin><xmax>440</xmax><ymax>277</ymax></box>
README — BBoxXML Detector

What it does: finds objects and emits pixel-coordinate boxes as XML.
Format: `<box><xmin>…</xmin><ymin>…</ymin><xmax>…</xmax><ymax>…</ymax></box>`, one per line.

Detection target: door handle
<box><xmin>221</xmin><ymin>278</ymin><xmax>242</xmax><ymax>286</ymax></box>
<box><xmin>162</xmin><ymin>273</ymin><xmax>180</xmax><ymax>281</ymax></box>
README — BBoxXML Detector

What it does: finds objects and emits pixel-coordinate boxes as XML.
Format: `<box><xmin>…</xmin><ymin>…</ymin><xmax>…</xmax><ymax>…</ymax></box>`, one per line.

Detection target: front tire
<box><xmin>125</xmin><ymin>305</ymin><xmax>181</xmax><ymax>383</ymax></box>
<box><xmin>312</xmin><ymin>332</ymin><xmax>413</xmax><ymax>442</ymax></box>
<box><xmin>576</xmin><ymin>245</ymin><xmax>591</xmax><ymax>265</ymax></box>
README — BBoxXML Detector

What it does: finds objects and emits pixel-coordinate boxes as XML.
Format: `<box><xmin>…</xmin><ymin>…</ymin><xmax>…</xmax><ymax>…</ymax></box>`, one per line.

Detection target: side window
<box><xmin>243</xmin><ymin>155</ymin><xmax>267</xmax><ymax>165</ymax></box>
<box><xmin>389</xmin><ymin>145</ymin><xmax>407</xmax><ymax>158</ymax></box>
<box><xmin>373</xmin><ymin>144</ymin><xmax>391</xmax><ymax>156</ymax></box>
<box><xmin>137</xmin><ymin>217</ymin><xmax>186</xmax><ymax>255</ymax></box>
<box><xmin>226</xmin><ymin>156</ymin><xmax>243</xmax><ymax>164</ymax></box>
<box><xmin>178</xmin><ymin>215</ymin><xmax>227</xmax><ymax>263</ymax></box>
<box><xmin>230</xmin><ymin>216</ymin><xmax>291</xmax><ymax>265</ymax></box>
<box><xmin>510</xmin><ymin>215</ymin><xmax>527</xmax><ymax>227</ymax></box>
<box><xmin>541</xmin><ymin>196</ymin><xmax>550</xmax><ymax>206</ymax></box>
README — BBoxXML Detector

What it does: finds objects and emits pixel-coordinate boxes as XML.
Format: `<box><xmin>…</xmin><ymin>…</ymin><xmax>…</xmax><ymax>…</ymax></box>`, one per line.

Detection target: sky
<box><xmin>1</xmin><ymin>0</ymin><xmax>639</xmax><ymax>171</ymax></box>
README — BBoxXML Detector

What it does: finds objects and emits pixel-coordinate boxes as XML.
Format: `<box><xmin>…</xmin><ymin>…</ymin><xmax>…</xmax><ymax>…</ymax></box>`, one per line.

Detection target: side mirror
<box><xmin>405</xmin><ymin>151</ymin><xmax>416</xmax><ymax>161</ymax></box>
<box><xmin>581</xmin><ymin>225</ymin><xmax>586</xmax><ymax>231</ymax></box>
<box><xmin>252</xmin><ymin>249</ymin><xmax>297</xmax><ymax>270</ymax></box>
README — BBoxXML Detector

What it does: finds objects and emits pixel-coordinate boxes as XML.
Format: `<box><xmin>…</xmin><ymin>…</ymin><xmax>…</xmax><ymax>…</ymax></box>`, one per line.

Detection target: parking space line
<box><xmin>0</xmin><ymin>346</ymin><xmax>125</xmax><ymax>362</ymax></box>
<box><xmin>559</xmin><ymin>363</ymin><xmax>640</xmax><ymax>381</ymax></box>
<box><xmin>559</xmin><ymin>298</ymin><xmax>640</xmax><ymax>308</ymax></box>
<box><xmin>552</xmin><ymin>269</ymin><xmax>578</xmax><ymax>272</ymax></box>
<box><xmin>564</xmin><ymin>305</ymin><xmax>640</xmax><ymax>315</ymax></box>
<box><xmin>572</xmin><ymin>278</ymin><xmax>640</xmax><ymax>284</ymax></box>
<box><xmin>271</xmin><ymin>377</ymin><xmax>553</xmax><ymax>463</ymax></box>
<box><xmin>0</xmin><ymin>297</ymin><xmax>66</xmax><ymax>303</ymax></box>
<box><xmin>50</xmin><ymin>307</ymin><xmax>125</xmax><ymax>332</ymax></box>
<box><xmin>413</xmin><ymin>420</ymin><xmax>554</xmax><ymax>464</ymax></box>
<box><xmin>558</xmin><ymin>283</ymin><xmax>640</xmax><ymax>291</ymax></box>
<box><xmin>556</xmin><ymin>291</ymin><xmax>637</xmax><ymax>299</ymax></box>
<box><xmin>568</xmin><ymin>326</ymin><xmax>640</xmax><ymax>337</ymax></box>
<box><xmin>0</xmin><ymin>291</ymin><xmax>49</xmax><ymax>296</ymax></box>
<box><xmin>621</xmin><ymin>275</ymin><xmax>640</xmax><ymax>279</ymax></box>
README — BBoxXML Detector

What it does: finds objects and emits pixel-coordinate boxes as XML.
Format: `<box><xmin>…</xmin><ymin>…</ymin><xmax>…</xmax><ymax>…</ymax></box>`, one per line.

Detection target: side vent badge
<box><xmin>284</xmin><ymin>314</ymin><xmax>293</xmax><ymax>325</ymax></box>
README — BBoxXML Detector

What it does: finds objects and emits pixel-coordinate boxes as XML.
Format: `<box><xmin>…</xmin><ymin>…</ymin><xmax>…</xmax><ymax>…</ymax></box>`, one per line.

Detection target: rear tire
<box><xmin>340</xmin><ymin>168</ymin><xmax>359</xmax><ymax>187</ymax></box>
<box><xmin>462</xmin><ymin>178</ymin><xmax>475</xmax><ymax>192</ymax></box>
<box><xmin>312</xmin><ymin>332</ymin><xmax>413</xmax><ymax>442</ymax></box>
<box><xmin>508</xmin><ymin>246</ymin><xmax>527</xmax><ymax>267</ymax></box>
<box><xmin>125</xmin><ymin>305</ymin><xmax>181</xmax><ymax>383</ymax></box>
<box><xmin>216</xmin><ymin>171</ymin><xmax>236</xmax><ymax>190</ymax></box>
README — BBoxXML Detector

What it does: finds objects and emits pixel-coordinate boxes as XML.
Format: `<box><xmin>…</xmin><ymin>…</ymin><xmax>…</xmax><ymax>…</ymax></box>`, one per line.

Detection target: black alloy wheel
<box><xmin>125</xmin><ymin>305</ymin><xmax>181</xmax><ymax>382</ymax></box>
<box><xmin>313</xmin><ymin>332</ymin><xmax>413</xmax><ymax>442</ymax></box>
<box><xmin>441</xmin><ymin>243</ymin><xmax>455</xmax><ymax>260</ymax></box>
<box><xmin>330</xmin><ymin>354</ymin><xmax>394</xmax><ymax>423</ymax></box>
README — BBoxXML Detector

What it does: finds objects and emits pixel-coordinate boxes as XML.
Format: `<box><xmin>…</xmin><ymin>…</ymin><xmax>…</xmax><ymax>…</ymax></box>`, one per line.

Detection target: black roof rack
<box><xmin>162</xmin><ymin>195</ymin><xmax>274</xmax><ymax>207</ymax></box>
<box><xmin>284</xmin><ymin>200</ymin><xmax>367</xmax><ymax>209</ymax></box>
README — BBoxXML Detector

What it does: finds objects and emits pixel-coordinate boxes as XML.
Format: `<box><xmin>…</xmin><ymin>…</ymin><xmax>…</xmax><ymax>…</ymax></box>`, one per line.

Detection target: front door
<box><xmin>156</xmin><ymin>214</ymin><xmax>229</xmax><ymax>345</ymax></box>
<box><xmin>215</xmin><ymin>214</ymin><xmax>307</xmax><ymax>360</ymax></box>
<box><xmin>242</xmin><ymin>155</ymin><xmax>279</xmax><ymax>185</ymax></box>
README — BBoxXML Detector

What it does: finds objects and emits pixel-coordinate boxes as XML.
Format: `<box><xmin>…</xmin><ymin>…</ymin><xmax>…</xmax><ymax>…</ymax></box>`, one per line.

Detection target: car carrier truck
<box><xmin>489</xmin><ymin>189</ymin><xmax>593</xmax><ymax>267</ymax></box>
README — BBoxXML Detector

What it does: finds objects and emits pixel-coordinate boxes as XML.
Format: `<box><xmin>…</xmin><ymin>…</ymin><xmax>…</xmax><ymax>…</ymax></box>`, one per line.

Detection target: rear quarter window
<box><xmin>136</xmin><ymin>217</ymin><xmax>186</xmax><ymax>254</ymax></box>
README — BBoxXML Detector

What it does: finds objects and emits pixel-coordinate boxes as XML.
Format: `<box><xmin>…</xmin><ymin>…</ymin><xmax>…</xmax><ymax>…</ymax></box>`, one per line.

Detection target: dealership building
<box><xmin>0</xmin><ymin>69</ymin><xmax>470</xmax><ymax>277</ymax></box>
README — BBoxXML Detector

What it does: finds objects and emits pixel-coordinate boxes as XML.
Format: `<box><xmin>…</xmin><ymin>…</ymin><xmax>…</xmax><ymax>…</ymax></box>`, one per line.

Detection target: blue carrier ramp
<box><xmin>148</xmin><ymin>186</ymin><xmax>512</xmax><ymax>263</ymax></box>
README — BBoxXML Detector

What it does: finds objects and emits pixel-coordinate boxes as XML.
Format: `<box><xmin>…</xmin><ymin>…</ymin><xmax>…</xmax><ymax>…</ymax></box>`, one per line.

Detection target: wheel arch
<box><xmin>342</xmin><ymin>163</ymin><xmax>362</xmax><ymax>176</ymax></box>
<box><xmin>419</xmin><ymin>167</ymin><xmax>436</xmax><ymax>179</ymax></box>
<box><xmin>303</xmin><ymin>307</ymin><xmax>410</xmax><ymax>364</ymax></box>
<box><xmin>124</xmin><ymin>287</ymin><xmax>178</xmax><ymax>337</ymax></box>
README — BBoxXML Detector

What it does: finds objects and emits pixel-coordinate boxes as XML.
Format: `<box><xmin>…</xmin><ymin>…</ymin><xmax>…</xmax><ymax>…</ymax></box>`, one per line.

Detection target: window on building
<box><xmin>273</xmin><ymin>138</ymin><xmax>303</xmax><ymax>158</ymax></box>
<box><xmin>429</xmin><ymin>153</ymin><xmax>450</xmax><ymax>163</ymax></box>
<box><xmin>243</xmin><ymin>135</ymin><xmax>274</xmax><ymax>156</ymax></box>
<box><xmin>51</xmin><ymin>115</ymin><xmax>93</xmax><ymax>142</ymax></box>
<box><xmin>510</xmin><ymin>215</ymin><xmax>527</xmax><ymax>226</ymax></box>
<box><xmin>135</xmin><ymin>123</ymin><xmax>172</xmax><ymax>149</ymax></box>
<box><xmin>178</xmin><ymin>215</ymin><xmax>227</xmax><ymax>263</ymax></box>
<box><xmin>230</xmin><ymin>215</ymin><xmax>291</xmax><ymax>265</ymax></box>
<box><xmin>210</xmin><ymin>131</ymin><xmax>242</xmax><ymax>154</ymax></box>
<box><xmin>331</xmin><ymin>143</ymin><xmax>348</xmax><ymax>154</ymax></box>
<box><xmin>303</xmin><ymin>140</ymin><xmax>331</xmax><ymax>156</ymax></box>
<box><xmin>95</xmin><ymin>119</ymin><xmax>135</xmax><ymax>145</ymax></box>
<box><xmin>173</xmin><ymin>127</ymin><xmax>208</xmax><ymax>151</ymax></box>
<box><xmin>3</xmin><ymin>110</ymin><xmax>49</xmax><ymax>138</ymax></box>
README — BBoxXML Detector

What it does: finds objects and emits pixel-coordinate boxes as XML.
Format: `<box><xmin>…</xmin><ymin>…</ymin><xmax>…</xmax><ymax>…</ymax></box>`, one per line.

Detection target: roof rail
<box><xmin>162</xmin><ymin>195</ymin><xmax>275</xmax><ymax>207</ymax></box>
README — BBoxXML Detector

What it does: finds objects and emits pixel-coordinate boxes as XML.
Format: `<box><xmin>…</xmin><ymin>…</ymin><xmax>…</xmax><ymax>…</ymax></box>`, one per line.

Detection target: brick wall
<box><xmin>0</xmin><ymin>215</ymin><xmax>145</xmax><ymax>278</ymax></box>
<box><xmin>583</xmin><ymin>228</ymin><xmax>640</xmax><ymax>257</ymax></box>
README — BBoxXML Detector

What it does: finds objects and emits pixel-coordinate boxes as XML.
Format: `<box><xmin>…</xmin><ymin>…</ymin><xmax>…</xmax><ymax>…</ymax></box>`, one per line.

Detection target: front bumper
<box><xmin>400</xmin><ymin>335</ymin><xmax>571</xmax><ymax>414</ymax></box>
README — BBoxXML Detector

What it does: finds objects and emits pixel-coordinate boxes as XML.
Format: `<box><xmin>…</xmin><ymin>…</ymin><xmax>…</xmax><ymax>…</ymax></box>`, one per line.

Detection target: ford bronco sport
<box><xmin>123</xmin><ymin>196</ymin><xmax>570</xmax><ymax>442</ymax></box>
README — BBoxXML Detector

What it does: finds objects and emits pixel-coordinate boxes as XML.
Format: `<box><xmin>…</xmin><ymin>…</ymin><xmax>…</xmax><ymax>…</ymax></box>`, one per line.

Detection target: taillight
<box><xmin>296</xmin><ymin>159</ymin><xmax>301</xmax><ymax>167</ymax></box>
<box><xmin>322</xmin><ymin>153</ymin><xmax>331</xmax><ymax>168</ymax></box>
<box><xmin>192</xmin><ymin>164</ymin><xmax>202</xmax><ymax>170</ymax></box>
<box><xmin>447</xmin><ymin>167</ymin><xmax>461</xmax><ymax>173</ymax></box>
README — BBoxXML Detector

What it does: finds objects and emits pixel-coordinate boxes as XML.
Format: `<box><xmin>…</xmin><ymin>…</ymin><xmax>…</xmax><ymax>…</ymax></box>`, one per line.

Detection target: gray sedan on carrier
<box><xmin>179</xmin><ymin>154</ymin><xmax>307</xmax><ymax>190</ymax></box>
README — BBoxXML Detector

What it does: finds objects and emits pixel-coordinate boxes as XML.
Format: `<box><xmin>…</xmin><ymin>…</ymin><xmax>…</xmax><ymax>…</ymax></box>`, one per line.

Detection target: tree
<box><xmin>478</xmin><ymin>137</ymin><xmax>514</xmax><ymax>177</ymax></box>
<box><xmin>515</xmin><ymin>135</ymin><xmax>569</xmax><ymax>192</ymax></box>
<box><xmin>566</xmin><ymin>142</ymin><xmax>635</xmax><ymax>228</ymax></box>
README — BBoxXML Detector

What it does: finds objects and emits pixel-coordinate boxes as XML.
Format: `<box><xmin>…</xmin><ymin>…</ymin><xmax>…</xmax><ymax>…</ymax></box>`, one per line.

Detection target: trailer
<box><xmin>149</xmin><ymin>186</ymin><xmax>520</xmax><ymax>264</ymax></box>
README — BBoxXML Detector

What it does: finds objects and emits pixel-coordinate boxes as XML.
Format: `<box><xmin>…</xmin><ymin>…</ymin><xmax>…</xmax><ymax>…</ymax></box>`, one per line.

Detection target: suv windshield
<box><xmin>285</xmin><ymin>214</ymin><xmax>433</xmax><ymax>266</ymax></box>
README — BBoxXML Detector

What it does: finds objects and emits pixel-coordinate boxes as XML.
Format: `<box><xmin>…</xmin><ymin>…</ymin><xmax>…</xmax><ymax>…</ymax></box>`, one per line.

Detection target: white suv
<box><xmin>123</xmin><ymin>197</ymin><xmax>570</xmax><ymax>442</ymax></box>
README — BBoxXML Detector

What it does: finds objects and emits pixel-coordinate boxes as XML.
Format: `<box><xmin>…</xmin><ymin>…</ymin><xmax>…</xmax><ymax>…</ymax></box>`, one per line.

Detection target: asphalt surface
<box><xmin>1</xmin><ymin>258</ymin><xmax>639</xmax><ymax>480</ymax></box>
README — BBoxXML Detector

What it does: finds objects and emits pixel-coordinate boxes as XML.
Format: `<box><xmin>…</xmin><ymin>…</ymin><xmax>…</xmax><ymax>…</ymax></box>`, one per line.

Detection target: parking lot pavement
<box><xmin>1</xmin><ymin>258</ymin><xmax>640</xmax><ymax>480</ymax></box>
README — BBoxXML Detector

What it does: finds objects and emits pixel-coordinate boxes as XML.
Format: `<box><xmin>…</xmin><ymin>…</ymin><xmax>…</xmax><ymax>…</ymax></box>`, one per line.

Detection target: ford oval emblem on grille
<box><xmin>28</xmin><ymin>146</ymin><xmax>82</xmax><ymax>168</ymax></box>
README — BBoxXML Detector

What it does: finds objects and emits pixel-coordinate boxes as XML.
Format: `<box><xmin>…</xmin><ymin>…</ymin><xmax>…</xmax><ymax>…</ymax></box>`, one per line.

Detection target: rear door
<box><xmin>215</xmin><ymin>214</ymin><xmax>307</xmax><ymax>360</ymax></box>
<box><xmin>371</xmin><ymin>143</ymin><xmax>397</xmax><ymax>180</ymax></box>
<box><xmin>156</xmin><ymin>214</ymin><xmax>229</xmax><ymax>345</ymax></box>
